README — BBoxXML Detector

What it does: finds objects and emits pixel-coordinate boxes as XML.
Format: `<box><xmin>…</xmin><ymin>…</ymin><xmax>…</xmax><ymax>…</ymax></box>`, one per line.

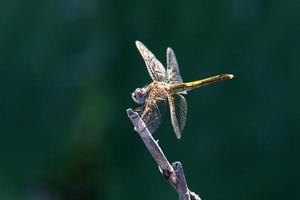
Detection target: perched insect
<box><xmin>132</xmin><ymin>41</ymin><xmax>233</xmax><ymax>139</ymax></box>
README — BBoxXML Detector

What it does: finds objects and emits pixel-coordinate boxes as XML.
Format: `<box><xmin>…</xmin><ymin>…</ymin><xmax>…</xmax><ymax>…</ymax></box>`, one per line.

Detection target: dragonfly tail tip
<box><xmin>222</xmin><ymin>74</ymin><xmax>234</xmax><ymax>79</ymax></box>
<box><xmin>228</xmin><ymin>74</ymin><xmax>234</xmax><ymax>79</ymax></box>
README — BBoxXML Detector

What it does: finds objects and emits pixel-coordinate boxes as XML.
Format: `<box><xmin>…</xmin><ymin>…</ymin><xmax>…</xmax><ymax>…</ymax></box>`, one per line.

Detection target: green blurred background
<box><xmin>1</xmin><ymin>0</ymin><xmax>299</xmax><ymax>199</ymax></box>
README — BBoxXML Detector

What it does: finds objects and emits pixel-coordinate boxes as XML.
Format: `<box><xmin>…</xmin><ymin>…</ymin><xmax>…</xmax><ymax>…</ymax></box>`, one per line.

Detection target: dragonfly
<box><xmin>132</xmin><ymin>41</ymin><xmax>233</xmax><ymax>139</ymax></box>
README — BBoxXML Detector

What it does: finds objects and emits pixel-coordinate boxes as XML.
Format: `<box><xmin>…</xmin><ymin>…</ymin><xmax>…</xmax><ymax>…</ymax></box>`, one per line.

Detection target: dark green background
<box><xmin>1</xmin><ymin>0</ymin><xmax>299</xmax><ymax>199</ymax></box>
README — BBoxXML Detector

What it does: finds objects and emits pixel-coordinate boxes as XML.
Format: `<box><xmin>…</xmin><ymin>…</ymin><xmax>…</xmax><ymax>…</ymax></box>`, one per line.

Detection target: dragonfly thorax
<box><xmin>152</xmin><ymin>81</ymin><xmax>170</xmax><ymax>89</ymax></box>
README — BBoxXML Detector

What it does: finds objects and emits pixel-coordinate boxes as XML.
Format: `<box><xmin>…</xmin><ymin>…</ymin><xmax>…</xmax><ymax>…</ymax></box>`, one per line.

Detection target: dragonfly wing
<box><xmin>174</xmin><ymin>94</ymin><xmax>187</xmax><ymax>132</ymax></box>
<box><xmin>135</xmin><ymin>41</ymin><xmax>166</xmax><ymax>82</ymax></box>
<box><xmin>166</xmin><ymin>47</ymin><xmax>187</xmax><ymax>94</ymax></box>
<box><xmin>135</xmin><ymin>93</ymin><xmax>166</xmax><ymax>134</ymax></box>
<box><xmin>165</xmin><ymin>93</ymin><xmax>179</xmax><ymax>139</ymax></box>
<box><xmin>166</xmin><ymin>93</ymin><xmax>187</xmax><ymax>139</ymax></box>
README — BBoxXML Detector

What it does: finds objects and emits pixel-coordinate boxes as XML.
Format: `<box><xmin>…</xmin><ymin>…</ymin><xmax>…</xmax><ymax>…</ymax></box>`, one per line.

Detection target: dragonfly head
<box><xmin>132</xmin><ymin>88</ymin><xmax>146</xmax><ymax>104</ymax></box>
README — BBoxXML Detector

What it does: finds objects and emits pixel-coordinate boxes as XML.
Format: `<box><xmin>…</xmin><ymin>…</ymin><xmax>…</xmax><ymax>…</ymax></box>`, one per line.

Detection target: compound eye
<box><xmin>135</xmin><ymin>89</ymin><xmax>145</xmax><ymax>104</ymax></box>
<box><xmin>137</xmin><ymin>92</ymin><xmax>142</xmax><ymax>98</ymax></box>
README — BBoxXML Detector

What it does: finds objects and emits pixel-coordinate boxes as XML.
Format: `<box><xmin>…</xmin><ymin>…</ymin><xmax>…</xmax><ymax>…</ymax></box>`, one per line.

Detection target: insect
<box><xmin>132</xmin><ymin>41</ymin><xmax>233</xmax><ymax>139</ymax></box>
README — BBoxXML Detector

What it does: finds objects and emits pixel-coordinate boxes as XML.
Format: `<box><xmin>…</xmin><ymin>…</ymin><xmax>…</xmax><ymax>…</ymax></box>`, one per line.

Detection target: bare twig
<box><xmin>173</xmin><ymin>161</ymin><xmax>190</xmax><ymax>200</ymax></box>
<box><xmin>127</xmin><ymin>108</ymin><xmax>201</xmax><ymax>200</ymax></box>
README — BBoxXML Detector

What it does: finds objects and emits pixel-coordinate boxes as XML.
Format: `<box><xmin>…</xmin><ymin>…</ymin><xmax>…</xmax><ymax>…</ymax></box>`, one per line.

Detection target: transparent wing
<box><xmin>174</xmin><ymin>94</ymin><xmax>187</xmax><ymax>132</ymax></box>
<box><xmin>135</xmin><ymin>41</ymin><xmax>166</xmax><ymax>82</ymax></box>
<box><xmin>166</xmin><ymin>47</ymin><xmax>185</xmax><ymax>83</ymax></box>
<box><xmin>135</xmin><ymin>90</ymin><xmax>166</xmax><ymax>134</ymax></box>
<box><xmin>166</xmin><ymin>93</ymin><xmax>187</xmax><ymax>139</ymax></box>
<box><xmin>166</xmin><ymin>47</ymin><xmax>187</xmax><ymax>94</ymax></box>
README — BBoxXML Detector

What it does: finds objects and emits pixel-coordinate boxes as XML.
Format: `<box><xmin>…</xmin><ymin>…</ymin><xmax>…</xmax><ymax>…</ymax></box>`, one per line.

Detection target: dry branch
<box><xmin>127</xmin><ymin>108</ymin><xmax>201</xmax><ymax>200</ymax></box>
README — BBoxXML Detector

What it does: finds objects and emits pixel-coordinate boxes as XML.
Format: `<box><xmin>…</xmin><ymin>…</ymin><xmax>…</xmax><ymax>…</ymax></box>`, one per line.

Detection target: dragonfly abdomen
<box><xmin>170</xmin><ymin>74</ymin><xmax>234</xmax><ymax>93</ymax></box>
